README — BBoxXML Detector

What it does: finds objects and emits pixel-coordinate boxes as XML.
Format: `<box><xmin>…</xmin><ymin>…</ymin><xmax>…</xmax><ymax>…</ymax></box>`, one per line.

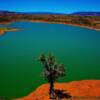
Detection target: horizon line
<box><xmin>0</xmin><ymin>10</ymin><xmax>100</xmax><ymax>14</ymax></box>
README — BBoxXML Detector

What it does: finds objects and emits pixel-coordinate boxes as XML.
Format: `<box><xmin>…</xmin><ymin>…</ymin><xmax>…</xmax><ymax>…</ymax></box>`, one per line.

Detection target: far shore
<box><xmin>30</xmin><ymin>20</ymin><xmax>100</xmax><ymax>31</ymax></box>
<box><xmin>0</xmin><ymin>20</ymin><xmax>100</xmax><ymax>32</ymax></box>
<box><xmin>0</xmin><ymin>21</ymin><xmax>13</xmax><ymax>25</ymax></box>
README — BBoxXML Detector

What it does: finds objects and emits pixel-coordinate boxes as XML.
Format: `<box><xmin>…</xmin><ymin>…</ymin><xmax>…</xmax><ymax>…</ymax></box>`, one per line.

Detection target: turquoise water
<box><xmin>0</xmin><ymin>22</ymin><xmax>100</xmax><ymax>99</ymax></box>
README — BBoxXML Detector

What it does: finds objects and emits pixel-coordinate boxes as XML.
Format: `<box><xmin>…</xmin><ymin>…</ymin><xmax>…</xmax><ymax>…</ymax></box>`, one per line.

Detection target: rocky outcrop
<box><xmin>17</xmin><ymin>80</ymin><xmax>100</xmax><ymax>100</ymax></box>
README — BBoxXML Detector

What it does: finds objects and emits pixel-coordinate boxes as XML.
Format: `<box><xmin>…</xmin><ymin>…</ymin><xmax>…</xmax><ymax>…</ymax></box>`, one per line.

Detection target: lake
<box><xmin>0</xmin><ymin>22</ymin><xmax>100</xmax><ymax>99</ymax></box>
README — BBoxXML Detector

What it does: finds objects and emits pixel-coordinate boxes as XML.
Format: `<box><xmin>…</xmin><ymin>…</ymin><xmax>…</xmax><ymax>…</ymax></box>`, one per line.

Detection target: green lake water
<box><xmin>0</xmin><ymin>22</ymin><xmax>100</xmax><ymax>99</ymax></box>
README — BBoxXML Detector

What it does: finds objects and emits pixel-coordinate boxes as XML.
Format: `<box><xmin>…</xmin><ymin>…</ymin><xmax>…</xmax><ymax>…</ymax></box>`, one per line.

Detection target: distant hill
<box><xmin>0</xmin><ymin>10</ymin><xmax>17</xmax><ymax>15</ymax></box>
<box><xmin>0</xmin><ymin>10</ymin><xmax>66</xmax><ymax>15</ymax></box>
<box><xmin>0</xmin><ymin>10</ymin><xmax>15</xmax><ymax>14</ymax></box>
<box><xmin>15</xmin><ymin>12</ymin><xmax>66</xmax><ymax>15</ymax></box>
<box><xmin>71</xmin><ymin>12</ymin><xmax>100</xmax><ymax>16</ymax></box>
<box><xmin>0</xmin><ymin>10</ymin><xmax>100</xmax><ymax>16</ymax></box>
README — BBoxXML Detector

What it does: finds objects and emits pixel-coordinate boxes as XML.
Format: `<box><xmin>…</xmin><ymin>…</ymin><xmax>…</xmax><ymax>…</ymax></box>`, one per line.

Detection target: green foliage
<box><xmin>39</xmin><ymin>54</ymin><xmax>66</xmax><ymax>82</ymax></box>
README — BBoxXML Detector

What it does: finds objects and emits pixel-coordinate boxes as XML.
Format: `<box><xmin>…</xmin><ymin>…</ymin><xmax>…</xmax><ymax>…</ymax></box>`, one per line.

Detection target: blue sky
<box><xmin>0</xmin><ymin>0</ymin><xmax>100</xmax><ymax>13</ymax></box>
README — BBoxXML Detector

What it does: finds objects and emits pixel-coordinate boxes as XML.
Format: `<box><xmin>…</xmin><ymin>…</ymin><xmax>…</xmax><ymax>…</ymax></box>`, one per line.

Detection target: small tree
<box><xmin>39</xmin><ymin>54</ymin><xmax>66</xmax><ymax>99</ymax></box>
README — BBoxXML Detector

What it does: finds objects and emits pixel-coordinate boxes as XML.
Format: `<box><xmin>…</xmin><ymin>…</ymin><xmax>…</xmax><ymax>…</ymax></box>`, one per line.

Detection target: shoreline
<box><xmin>0</xmin><ymin>21</ymin><xmax>13</xmax><ymax>25</ymax></box>
<box><xmin>0</xmin><ymin>28</ymin><xmax>20</xmax><ymax>36</ymax></box>
<box><xmin>0</xmin><ymin>30</ymin><xmax>5</xmax><ymax>35</ymax></box>
<box><xmin>0</xmin><ymin>20</ymin><xmax>100</xmax><ymax>32</ymax></box>
<box><xmin>30</xmin><ymin>20</ymin><xmax>100</xmax><ymax>31</ymax></box>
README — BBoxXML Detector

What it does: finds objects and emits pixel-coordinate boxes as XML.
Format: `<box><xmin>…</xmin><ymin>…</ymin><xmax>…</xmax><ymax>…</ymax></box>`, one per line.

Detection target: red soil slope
<box><xmin>17</xmin><ymin>80</ymin><xmax>100</xmax><ymax>100</ymax></box>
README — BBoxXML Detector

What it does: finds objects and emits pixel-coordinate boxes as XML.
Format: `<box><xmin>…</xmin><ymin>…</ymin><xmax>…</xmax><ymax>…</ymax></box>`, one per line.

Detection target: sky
<box><xmin>0</xmin><ymin>0</ymin><xmax>100</xmax><ymax>13</ymax></box>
